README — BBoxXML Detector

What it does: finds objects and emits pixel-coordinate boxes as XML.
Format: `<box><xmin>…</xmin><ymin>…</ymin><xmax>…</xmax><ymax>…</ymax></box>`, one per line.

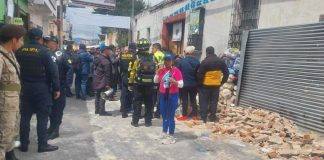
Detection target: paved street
<box><xmin>16</xmin><ymin>93</ymin><xmax>263</xmax><ymax>160</ymax></box>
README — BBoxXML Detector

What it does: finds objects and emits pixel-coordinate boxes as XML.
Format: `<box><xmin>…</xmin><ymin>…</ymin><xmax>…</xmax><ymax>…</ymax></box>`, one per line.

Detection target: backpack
<box><xmin>136</xmin><ymin>54</ymin><xmax>156</xmax><ymax>85</ymax></box>
<box><xmin>71</xmin><ymin>53</ymin><xmax>80</xmax><ymax>71</ymax></box>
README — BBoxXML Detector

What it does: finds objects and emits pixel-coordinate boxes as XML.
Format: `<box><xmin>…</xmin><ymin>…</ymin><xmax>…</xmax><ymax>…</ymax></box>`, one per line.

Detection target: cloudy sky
<box><xmin>67</xmin><ymin>0</ymin><xmax>165</xmax><ymax>40</ymax></box>
<box><xmin>145</xmin><ymin>0</ymin><xmax>164</xmax><ymax>6</ymax></box>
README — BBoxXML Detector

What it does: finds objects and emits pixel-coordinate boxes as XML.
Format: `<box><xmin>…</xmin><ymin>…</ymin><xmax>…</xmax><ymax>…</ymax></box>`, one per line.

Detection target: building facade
<box><xmin>0</xmin><ymin>0</ymin><xmax>28</xmax><ymax>27</ymax></box>
<box><xmin>133</xmin><ymin>0</ymin><xmax>324</xmax><ymax>59</ymax></box>
<box><xmin>28</xmin><ymin>0</ymin><xmax>58</xmax><ymax>35</ymax></box>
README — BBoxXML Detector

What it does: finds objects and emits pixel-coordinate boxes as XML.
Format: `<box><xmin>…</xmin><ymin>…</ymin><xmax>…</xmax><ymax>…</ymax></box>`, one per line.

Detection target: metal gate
<box><xmin>237</xmin><ymin>22</ymin><xmax>324</xmax><ymax>133</ymax></box>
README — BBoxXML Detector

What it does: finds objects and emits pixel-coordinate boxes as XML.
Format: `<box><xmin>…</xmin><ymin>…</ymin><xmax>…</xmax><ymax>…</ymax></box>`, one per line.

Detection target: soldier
<box><xmin>129</xmin><ymin>39</ymin><xmax>156</xmax><ymax>127</ymax></box>
<box><xmin>119</xmin><ymin>43</ymin><xmax>136</xmax><ymax>118</ymax></box>
<box><xmin>44</xmin><ymin>36</ymin><xmax>72</xmax><ymax>140</ymax></box>
<box><xmin>16</xmin><ymin>28</ymin><xmax>60</xmax><ymax>153</ymax></box>
<box><xmin>0</xmin><ymin>24</ymin><xmax>26</xmax><ymax>160</ymax></box>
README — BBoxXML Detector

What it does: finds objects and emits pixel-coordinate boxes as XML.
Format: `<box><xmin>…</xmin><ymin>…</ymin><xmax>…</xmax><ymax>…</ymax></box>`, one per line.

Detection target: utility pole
<box><xmin>59</xmin><ymin>0</ymin><xmax>64</xmax><ymax>49</ymax></box>
<box><xmin>128</xmin><ymin>0</ymin><xmax>135</xmax><ymax>44</ymax></box>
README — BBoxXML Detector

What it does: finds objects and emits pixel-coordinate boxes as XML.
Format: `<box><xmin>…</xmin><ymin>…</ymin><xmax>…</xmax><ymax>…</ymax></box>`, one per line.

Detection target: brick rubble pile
<box><xmin>218</xmin><ymin>81</ymin><xmax>237</xmax><ymax>110</ymax></box>
<box><xmin>183</xmin><ymin>107</ymin><xmax>324</xmax><ymax>159</ymax></box>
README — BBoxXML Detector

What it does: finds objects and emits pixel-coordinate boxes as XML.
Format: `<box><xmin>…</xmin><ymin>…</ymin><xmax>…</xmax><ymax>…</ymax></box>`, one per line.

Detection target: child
<box><xmin>154</xmin><ymin>53</ymin><xmax>183</xmax><ymax>144</ymax></box>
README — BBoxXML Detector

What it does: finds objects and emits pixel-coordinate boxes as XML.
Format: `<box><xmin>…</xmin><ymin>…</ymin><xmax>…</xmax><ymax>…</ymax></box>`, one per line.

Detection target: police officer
<box><xmin>65</xmin><ymin>44</ymin><xmax>74</xmax><ymax>97</ymax></box>
<box><xmin>119</xmin><ymin>43</ymin><xmax>136</xmax><ymax>118</ymax></box>
<box><xmin>16</xmin><ymin>28</ymin><xmax>60</xmax><ymax>153</ymax></box>
<box><xmin>129</xmin><ymin>39</ymin><xmax>156</xmax><ymax>127</ymax></box>
<box><xmin>0</xmin><ymin>24</ymin><xmax>26</xmax><ymax>160</ymax></box>
<box><xmin>44</xmin><ymin>36</ymin><xmax>72</xmax><ymax>140</ymax></box>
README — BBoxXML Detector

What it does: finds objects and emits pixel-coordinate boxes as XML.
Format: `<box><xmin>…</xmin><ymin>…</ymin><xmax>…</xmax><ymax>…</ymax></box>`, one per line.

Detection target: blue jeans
<box><xmin>160</xmin><ymin>93</ymin><xmax>179</xmax><ymax>135</ymax></box>
<box><xmin>80</xmin><ymin>74</ymin><xmax>89</xmax><ymax>99</ymax></box>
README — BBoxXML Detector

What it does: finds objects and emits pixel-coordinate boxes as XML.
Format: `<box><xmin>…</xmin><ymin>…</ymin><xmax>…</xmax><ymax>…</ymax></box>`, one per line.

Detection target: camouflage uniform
<box><xmin>0</xmin><ymin>45</ymin><xmax>21</xmax><ymax>160</ymax></box>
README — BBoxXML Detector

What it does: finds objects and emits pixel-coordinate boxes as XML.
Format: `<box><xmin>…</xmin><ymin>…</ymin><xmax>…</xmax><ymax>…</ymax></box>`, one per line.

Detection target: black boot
<box><xmin>47</xmin><ymin>126</ymin><xmax>54</xmax><ymax>135</ymax></box>
<box><xmin>48</xmin><ymin>127</ymin><xmax>59</xmax><ymax>140</ymax></box>
<box><xmin>99</xmin><ymin>111</ymin><xmax>112</xmax><ymax>116</ymax></box>
<box><xmin>5</xmin><ymin>150</ymin><xmax>18</xmax><ymax>160</ymax></box>
<box><xmin>18</xmin><ymin>145</ymin><xmax>28</xmax><ymax>152</ymax></box>
<box><xmin>38</xmin><ymin>144</ymin><xmax>59</xmax><ymax>153</ymax></box>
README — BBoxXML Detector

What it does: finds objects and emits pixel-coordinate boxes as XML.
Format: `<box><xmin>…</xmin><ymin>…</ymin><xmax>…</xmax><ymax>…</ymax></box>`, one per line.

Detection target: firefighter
<box><xmin>119</xmin><ymin>43</ymin><xmax>136</xmax><ymax>118</ymax></box>
<box><xmin>129</xmin><ymin>39</ymin><xmax>156</xmax><ymax>127</ymax></box>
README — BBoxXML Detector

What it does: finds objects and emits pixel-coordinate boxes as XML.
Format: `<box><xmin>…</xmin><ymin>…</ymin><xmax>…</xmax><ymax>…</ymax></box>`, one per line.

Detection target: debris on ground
<box><xmin>181</xmin><ymin>106</ymin><xmax>324</xmax><ymax>159</ymax></box>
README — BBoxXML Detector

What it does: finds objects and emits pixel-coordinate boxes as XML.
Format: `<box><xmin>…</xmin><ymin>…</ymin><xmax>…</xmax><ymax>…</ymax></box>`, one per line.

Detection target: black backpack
<box><xmin>136</xmin><ymin>54</ymin><xmax>156</xmax><ymax>85</ymax></box>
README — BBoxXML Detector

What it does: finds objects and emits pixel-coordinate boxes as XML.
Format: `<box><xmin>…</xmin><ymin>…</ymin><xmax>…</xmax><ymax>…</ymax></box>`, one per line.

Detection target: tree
<box><xmin>93</xmin><ymin>0</ymin><xmax>146</xmax><ymax>16</ymax></box>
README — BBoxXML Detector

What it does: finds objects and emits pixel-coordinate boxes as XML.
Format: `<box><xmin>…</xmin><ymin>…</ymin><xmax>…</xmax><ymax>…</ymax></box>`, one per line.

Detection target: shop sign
<box><xmin>189</xmin><ymin>10</ymin><xmax>200</xmax><ymax>35</ymax></box>
<box><xmin>172</xmin><ymin>22</ymin><xmax>183</xmax><ymax>41</ymax></box>
<box><xmin>164</xmin><ymin>0</ymin><xmax>217</xmax><ymax>19</ymax></box>
<box><xmin>71</xmin><ymin>0</ymin><xmax>116</xmax><ymax>9</ymax></box>
<box><xmin>12</xmin><ymin>17</ymin><xmax>24</xmax><ymax>25</ymax></box>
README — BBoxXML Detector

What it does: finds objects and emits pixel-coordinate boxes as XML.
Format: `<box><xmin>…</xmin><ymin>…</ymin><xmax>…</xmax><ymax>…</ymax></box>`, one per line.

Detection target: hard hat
<box><xmin>137</xmin><ymin>38</ymin><xmax>151</xmax><ymax>51</ymax></box>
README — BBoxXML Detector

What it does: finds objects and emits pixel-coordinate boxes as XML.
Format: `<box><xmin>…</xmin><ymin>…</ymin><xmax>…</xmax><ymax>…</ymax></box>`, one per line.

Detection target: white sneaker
<box><xmin>156</xmin><ymin>133</ymin><xmax>168</xmax><ymax>141</ymax></box>
<box><xmin>169</xmin><ymin>136</ymin><xmax>176</xmax><ymax>144</ymax></box>
<box><xmin>161</xmin><ymin>135</ymin><xmax>176</xmax><ymax>145</ymax></box>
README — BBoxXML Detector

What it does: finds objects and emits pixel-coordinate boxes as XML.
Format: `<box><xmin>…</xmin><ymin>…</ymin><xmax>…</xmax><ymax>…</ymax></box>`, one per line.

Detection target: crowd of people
<box><xmin>0</xmin><ymin>24</ymin><xmax>229</xmax><ymax>160</ymax></box>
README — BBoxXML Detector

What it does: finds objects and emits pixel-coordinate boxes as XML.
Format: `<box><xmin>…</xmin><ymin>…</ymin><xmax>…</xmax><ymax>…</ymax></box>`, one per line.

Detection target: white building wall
<box><xmin>259</xmin><ymin>0</ymin><xmax>324</xmax><ymax>29</ymax></box>
<box><xmin>202</xmin><ymin>0</ymin><xmax>232</xmax><ymax>57</ymax></box>
<box><xmin>134</xmin><ymin>0</ymin><xmax>324</xmax><ymax>59</ymax></box>
<box><xmin>133</xmin><ymin>0</ymin><xmax>233</xmax><ymax>59</ymax></box>
<box><xmin>134</xmin><ymin>0</ymin><xmax>188</xmax><ymax>44</ymax></box>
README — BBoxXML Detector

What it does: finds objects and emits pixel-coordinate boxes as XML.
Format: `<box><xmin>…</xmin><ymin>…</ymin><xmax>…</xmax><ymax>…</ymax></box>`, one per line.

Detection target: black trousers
<box><xmin>199</xmin><ymin>87</ymin><xmax>220</xmax><ymax>122</ymax></box>
<box><xmin>20</xmin><ymin>82</ymin><xmax>52</xmax><ymax>147</ymax></box>
<box><xmin>152</xmin><ymin>87</ymin><xmax>160</xmax><ymax>115</ymax></box>
<box><xmin>95</xmin><ymin>88</ymin><xmax>106</xmax><ymax>114</ymax></box>
<box><xmin>87</xmin><ymin>77</ymin><xmax>94</xmax><ymax>97</ymax></box>
<box><xmin>50</xmin><ymin>85</ymin><xmax>66</xmax><ymax>128</ymax></box>
<box><xmin>132</xmin><ymin>85</ymin><xmax>154</xmax><ymax>124</ymax></box>
<box><xmin>181</xmin><ymin>86</ymin><xmax>198</xmax><ymax>117</ymax></box>
<box><xmin>120</xmin><ymin>74</ymin><xmax>132</xmax><ymax>115</ymax></box>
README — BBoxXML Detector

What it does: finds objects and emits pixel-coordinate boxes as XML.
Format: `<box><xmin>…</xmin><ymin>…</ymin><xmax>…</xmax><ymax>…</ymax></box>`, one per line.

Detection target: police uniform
<box><xmin>65</xmin><ymin>50</ymin><xmax>74</xmax><ymax>97</ymax></box>
<box><xmin>48</xmin><ymin>40</ymin><xmax>72</xmax><ymax>139</ymax></box>
<box><xmin>0</xmin><ymin>45</ymin><xmax>21</xmax><ymax>159</ymax></box>
<box><xmin>119</xmin><ymin>45</ymin><xmax>135</xmax><ymax>118</ymax></box>
<box><xmin>15</xmin><ymin>29</ymin><xmax>60</xmax><ymax>152</ymax></box>
<box><xmin>130</xmin><ymin>39</ymin><xmax>156</xmax><ymax>127</ymax></box>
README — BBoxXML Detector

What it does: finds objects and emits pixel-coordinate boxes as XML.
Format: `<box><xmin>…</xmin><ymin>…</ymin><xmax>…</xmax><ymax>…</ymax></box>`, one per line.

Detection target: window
<box><xmin>228</xmin><ymin>0</ymin><xmax>261</xmax><ymax>49</ymax></box>
<box><xmin>137</xmin><ymin>31</ymin><xmax>140</xmax><ymax>41</ymax></box>
<box><xmin>147</xmin><ymin>28</ymin><xmax>151</xmax><ymax>40</ymax></box>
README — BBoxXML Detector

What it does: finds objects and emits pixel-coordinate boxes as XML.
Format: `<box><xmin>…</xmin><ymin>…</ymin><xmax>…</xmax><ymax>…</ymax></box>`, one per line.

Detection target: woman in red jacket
<box><xmin>154</xmin><ymin>53</ymin><xmax>184</xmax><ymax>144</ymax></box>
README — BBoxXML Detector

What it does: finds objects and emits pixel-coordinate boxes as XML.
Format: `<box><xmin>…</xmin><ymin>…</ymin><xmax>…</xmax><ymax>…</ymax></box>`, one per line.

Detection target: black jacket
<box><xmin>119</xmin><ymin>50</ymin><xmax>135</xmax><ymax>74</ymax></box>
<box><xmin>16</xmin><ymin>42</ymin><xmax>60</xmax><ymax>92</ymax></box>
<box><xmin>197</xmin><ymin>54</ymin><xmax>229</xmax><ymax>87</ymax></box>
<box><xmin>92</xmin><ymin>54</ymin><xmax>112</xmax><ymax>90</ymax></box>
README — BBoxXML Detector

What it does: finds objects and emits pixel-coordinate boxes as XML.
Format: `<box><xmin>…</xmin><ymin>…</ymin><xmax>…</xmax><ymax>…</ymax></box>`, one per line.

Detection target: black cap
<box><xmin>49</xmin><ymin>36</ymin><xmax>58</xmax><ymax>43</ymax></box>
<box><xmin>43</xmin><ymin>36</ymin><xmax>58</xmax><ymax>43</ymax></box>
<box><xmin>103</xmin><ymin>45</ymin><xmax>114</xmax><ymax>51</ymax></box>
<box><xmin>128</xmin><ymin>43</ymin><xmax>137</xmax><ymax>50</ymax></box>
<box><xmin>27</xmin><ymin>28</ymin><xmax>43</xmax><ymax>41</ymax></box>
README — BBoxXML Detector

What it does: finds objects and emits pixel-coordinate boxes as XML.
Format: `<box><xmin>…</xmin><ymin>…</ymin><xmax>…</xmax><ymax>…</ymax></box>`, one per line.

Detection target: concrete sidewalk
<box><xmin>16</xmin><ymin>95</ymin><xmax>263</xmax><ymax>160</ymax></box>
